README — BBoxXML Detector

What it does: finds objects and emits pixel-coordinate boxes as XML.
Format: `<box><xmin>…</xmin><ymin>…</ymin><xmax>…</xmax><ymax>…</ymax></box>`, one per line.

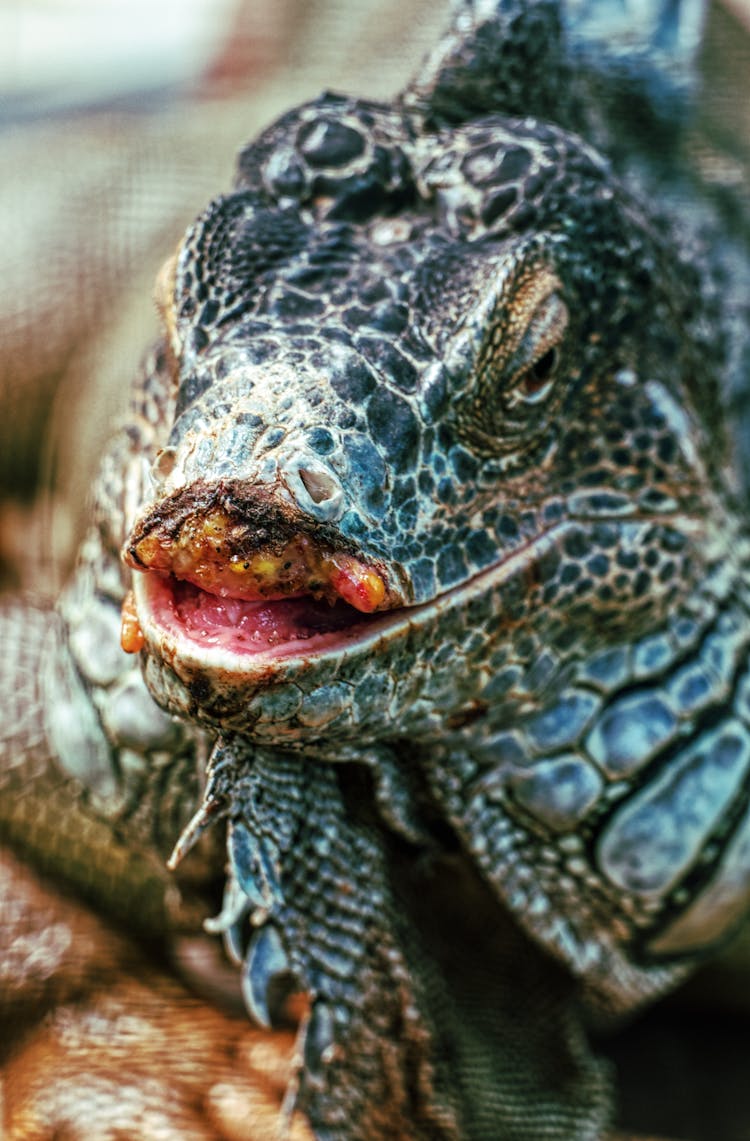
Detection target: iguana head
<box><xmin>123</xmin><ymin>21</ymin><xmax>728</xmax><ymax>745</ymax></box>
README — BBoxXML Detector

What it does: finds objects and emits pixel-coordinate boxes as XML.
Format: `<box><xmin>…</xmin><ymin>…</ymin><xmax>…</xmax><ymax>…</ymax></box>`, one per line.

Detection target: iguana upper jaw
<box><xmin>124</xmin><ymin>506</ymin><xmax>395</xmax><ymax>613</ymax></box>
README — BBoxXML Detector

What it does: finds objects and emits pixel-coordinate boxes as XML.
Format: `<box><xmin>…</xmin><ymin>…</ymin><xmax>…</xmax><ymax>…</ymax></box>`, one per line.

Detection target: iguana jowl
<box><xmin>3</xmin><ymin>0</ymin><xmax>750</xmax><ymax>1138</ymax></box>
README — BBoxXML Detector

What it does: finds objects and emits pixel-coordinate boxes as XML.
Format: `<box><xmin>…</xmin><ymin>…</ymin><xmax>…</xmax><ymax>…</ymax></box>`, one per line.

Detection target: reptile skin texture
<box><xmin>3</xmin><ymin>1</ymin><xmax>750</xmax><ymax>1138</ymax></box>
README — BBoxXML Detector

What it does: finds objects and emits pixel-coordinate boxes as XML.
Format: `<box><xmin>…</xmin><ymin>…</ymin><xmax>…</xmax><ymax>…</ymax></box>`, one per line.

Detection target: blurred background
<box><xmin>0</xmin><ymin>0</ymin><xmax>749</xmax><ymax>594</ymax></box>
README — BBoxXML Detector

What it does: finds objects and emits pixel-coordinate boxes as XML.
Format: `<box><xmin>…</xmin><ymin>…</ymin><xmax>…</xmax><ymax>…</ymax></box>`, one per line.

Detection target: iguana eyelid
<box><xmin>503</xmin><ymin>290</ymin><xmax>569</xmax><ymax>408</ymax></box>
<box><xmin>449</xmin><ymin>260</ymin><xmax>569</xmax><ymax>451</ymax></box>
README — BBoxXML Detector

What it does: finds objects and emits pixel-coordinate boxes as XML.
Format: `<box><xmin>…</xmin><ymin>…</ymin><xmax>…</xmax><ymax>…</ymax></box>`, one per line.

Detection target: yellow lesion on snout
<box><xmin>127</xmin><ymin>508</ymin><xmax>391</xmax><ymax>615</ymax></box>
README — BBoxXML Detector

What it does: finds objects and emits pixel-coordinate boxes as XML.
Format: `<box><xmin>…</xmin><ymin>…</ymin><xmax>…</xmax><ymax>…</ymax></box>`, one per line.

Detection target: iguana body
<box><xmin>3</xmin><ymin>1</ymin><xmax>750</xmax><ymax>1138</ymax></box>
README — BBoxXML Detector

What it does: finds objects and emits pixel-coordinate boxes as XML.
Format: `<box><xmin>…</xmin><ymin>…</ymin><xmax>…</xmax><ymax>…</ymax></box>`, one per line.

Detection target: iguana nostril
<box><xmin>151</xmin><ymin>447</ymin><xmax>177</xmax><ymax>482</ymax></box>
<box><xmin>299</xmin><ymin>466</ymin><xmax>340</xmax><ymax>504</ymax></box>
<box><xmin>281</xmin><ymin>456</ymin><xmax>346</xmax><ymax>522</ymax></box>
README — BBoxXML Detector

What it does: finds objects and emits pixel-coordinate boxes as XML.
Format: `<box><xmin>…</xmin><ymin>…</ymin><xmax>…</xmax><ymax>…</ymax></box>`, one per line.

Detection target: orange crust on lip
<box><xmin>120</xmin><ymin>590</ymin><xmax>145</xmax><ymax>653</ymax></box>
<box><xmin>126</xmin><ymin>510</ymin><xmax>390</xmax><ymax>615</ymax></box>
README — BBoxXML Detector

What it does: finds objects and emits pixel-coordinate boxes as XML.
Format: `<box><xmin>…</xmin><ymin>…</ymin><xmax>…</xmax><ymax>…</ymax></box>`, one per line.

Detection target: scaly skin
<box><xmin>3</xmin><ymin>1</ymin><xmax>750</xmax><ymax>1138</ymax></box>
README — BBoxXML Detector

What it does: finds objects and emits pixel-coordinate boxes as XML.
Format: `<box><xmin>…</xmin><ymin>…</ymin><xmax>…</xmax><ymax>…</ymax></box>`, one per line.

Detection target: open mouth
<box><xmin>120</xmin><ymin>511</ymin><xmax>407</xmax><ymax>664</ymax></box>
<box><xmin>124</xmin><ymin>572</ymin><xmax>392</xmax><ymax>661</ymax></box>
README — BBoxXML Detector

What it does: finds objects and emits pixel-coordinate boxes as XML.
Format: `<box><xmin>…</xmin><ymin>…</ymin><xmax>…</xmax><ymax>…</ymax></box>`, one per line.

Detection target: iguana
<box><xmin>2</xmin><ymin>1</ymin><xmax>750</xmax><ymax>1138</ymax></box>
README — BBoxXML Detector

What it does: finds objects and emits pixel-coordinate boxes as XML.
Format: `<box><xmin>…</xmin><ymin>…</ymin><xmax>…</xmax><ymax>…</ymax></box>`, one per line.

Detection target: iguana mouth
<box><xmin>123</xmin><ymin>571</ymin><xmax>395</xmax><ymax>660</ymax></box>
<box><xmin>122</xmin><ymin>521</ymin><xmax>567</xmax><ymax>673</ymax></box>
<box><xmin>120</xmin><ymin>482</ymin><xmax>410</xmax><ymax>659</ymax></box>
<box><xmin>121</xmin><ymin>508</ymin><xmax>401</xmax><ymax>659</ymax></box>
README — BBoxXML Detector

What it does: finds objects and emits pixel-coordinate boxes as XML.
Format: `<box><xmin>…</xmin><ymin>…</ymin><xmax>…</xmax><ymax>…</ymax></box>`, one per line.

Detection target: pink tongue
<box><xmin>171</xmin><ymin>580</ymin><xmax>366</xmax><ymax>653</ymax></box>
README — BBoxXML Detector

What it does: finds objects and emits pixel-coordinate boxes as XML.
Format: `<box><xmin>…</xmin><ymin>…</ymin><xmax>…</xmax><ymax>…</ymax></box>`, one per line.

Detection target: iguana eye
<box><xmin>449</xmin><ymin>255</ymin><xmax>571</xmax><ymax>456</ymax></box>
<box><xmin>504</xmin><ymin>289</ymin><xmax>568</xmax><ymax>411</ymax></box>
<box><xmin>514</xmin><ymin>345</ymin><xmax>560</xmax><ymax>402</ymax></box>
